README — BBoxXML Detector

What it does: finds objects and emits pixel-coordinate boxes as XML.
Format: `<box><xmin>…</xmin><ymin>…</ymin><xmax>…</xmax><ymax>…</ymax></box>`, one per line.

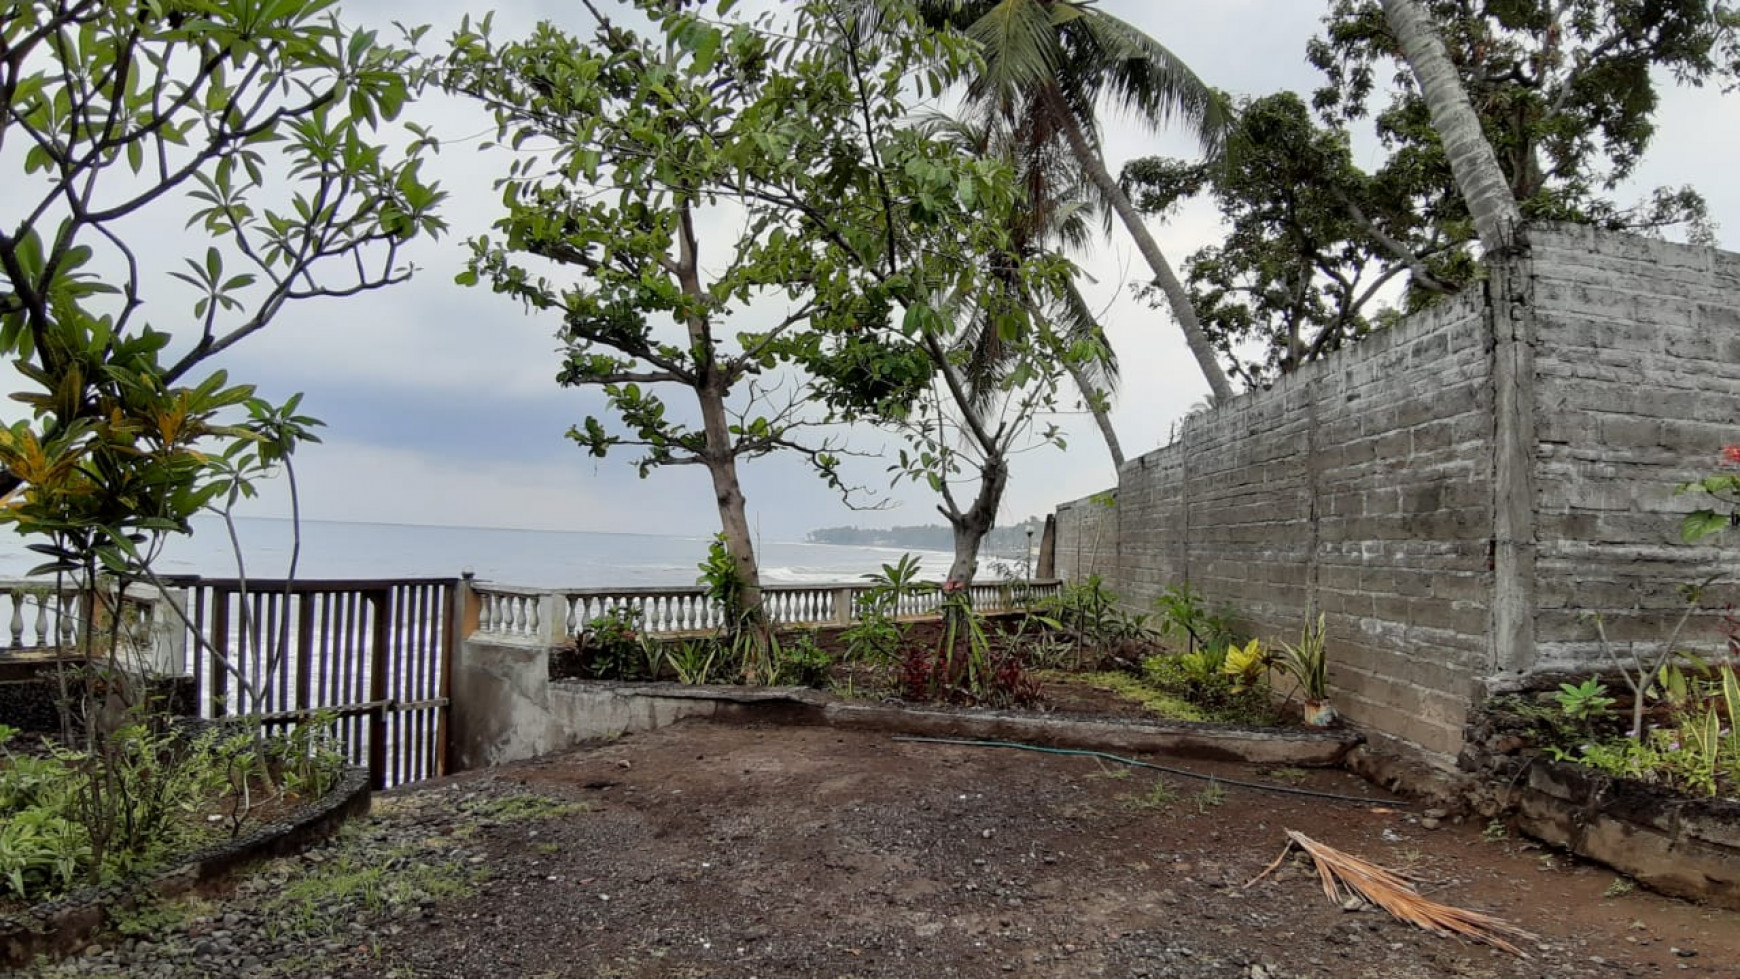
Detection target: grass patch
<box><xmin>265</xmin><ymin>851</ymin><xmax>477</xmax><ymax>936</ymax></box>
<box><xmin>1126</xmin><ymin>777</ymin><xmax>1178</xmax><ymax>811</ymax></box>
<box><xmin>467</xmin><ymin>793</ymin><xmax>595</xmax><ymax>822</ymax></box>
<box><xmin>1260</xmin><ymin>766</ymin><xmax>1311</xmax><ymax>785</ymax></box>
<box><xmin>110</xmin><ymin>896</ymin><xmax>216</xmax><ymax>938</ymax></box>
<box><xmin>1194</xmin><ymin>781</ymin><xmax>1228</xmax><ymax>812</ymax></box>
<box><xmin>1052</xmin><ymin>671</ymin><xmax>1210</xmax><ymax>722</ymax></box>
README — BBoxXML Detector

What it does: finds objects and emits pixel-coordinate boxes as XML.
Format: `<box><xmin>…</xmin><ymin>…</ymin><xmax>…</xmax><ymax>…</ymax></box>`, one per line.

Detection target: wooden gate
<box><xmin>182</xmin><ymin>577</ymin><xmax>457</xmax><ymax>788</ymax></box>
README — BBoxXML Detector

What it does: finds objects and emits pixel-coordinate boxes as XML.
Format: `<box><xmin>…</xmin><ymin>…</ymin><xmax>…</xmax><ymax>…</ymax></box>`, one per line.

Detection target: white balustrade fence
<box><xmin>0</xmin><ymin>578</ymin><xmax>186</xmax><ymax>673</ymax></box>
<box><xmin>467</xmin><ymin>578</ymin><xmax>1062</xmax><ymax>642</ymax></box>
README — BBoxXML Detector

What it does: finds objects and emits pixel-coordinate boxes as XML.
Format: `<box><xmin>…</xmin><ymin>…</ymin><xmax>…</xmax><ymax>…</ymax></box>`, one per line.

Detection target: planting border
<box><xmin>1462</xmin><ymin>711</ymin><xmax>1740</xmax><ymax>910</ymax></box>
<box><xmin>0</xmin><ymin>766</ymin><xmax>371</xmax><ymax>969</ymax></box>
<box><xmin>546</xmin><ymin>680</ymin><xmax>1363</xmax><ymax>767</ymax></box>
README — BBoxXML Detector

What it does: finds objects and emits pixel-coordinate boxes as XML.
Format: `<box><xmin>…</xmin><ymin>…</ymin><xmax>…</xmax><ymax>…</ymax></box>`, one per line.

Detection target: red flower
<box><xmin>1723</xmin><ymin>444</ymin><xmax>1740</xmax><ymax>466</ymax></box>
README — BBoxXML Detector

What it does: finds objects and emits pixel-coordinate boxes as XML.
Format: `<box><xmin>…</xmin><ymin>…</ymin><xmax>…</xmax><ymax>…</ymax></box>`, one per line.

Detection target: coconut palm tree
<box><xmin>914</xmin><ymin>0</ymin><xmax>1237</xmax><ymax>402</ymax></box>
<box><xmin>1378</xmin><ymin>0</ymin><xmax>1521</xmax><ymax>253</ymax></box>
<box><xmin>922</xmin><ymin>110</ymin><xmax>1128</xmax><ymax>471</ymax></box>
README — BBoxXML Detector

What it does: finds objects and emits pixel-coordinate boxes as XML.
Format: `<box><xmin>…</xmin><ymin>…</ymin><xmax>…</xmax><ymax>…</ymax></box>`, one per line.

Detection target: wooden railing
<box><xmin>469</xmin><ymin>578</ymin><xmax>1064</xmax><ymax>643</ymax></box>
<box><xmin>181</xmin><ymin>577</ymin><xmax>457</xmax><ymax>788</ymax></box>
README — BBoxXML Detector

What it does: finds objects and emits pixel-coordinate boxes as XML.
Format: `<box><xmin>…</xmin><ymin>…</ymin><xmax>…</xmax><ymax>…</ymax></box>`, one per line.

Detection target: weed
<box><xmin>1604</xmin><ymin>876</ymin><xmax>1636</xmax><ymax>898</ymax></box>
<box><xmin>1261</xmin><ymin>766</ymin><xmax>1311</xmax><ymax>785</ymax></box>
<box><xmin>1061</xmin><ymin>670</ymin><xmax>1209</xmax><ymax>722</ymax></box>
<box><xmin>111</xmin><ymin>896</ymin><xmax>213</xmax><ymax>937</ymax></box>
<box><xmin>1085</xmin><ymin>758</ymin><xmax>1131</xmax><ymax>780</ymax></box>
<box><xmin>1193</xmin><ymin>781</ymin><xmax>1227</xmax><ymax>812</ymax></box>
<box><xmin>1127</xmin><ymin>778</ymin><xmax>1177</xmax><ymax>811</ymax></box>
<box><xmin>534</xmin><ymin>842</ymin><xmax>561</xmax><ymax>855</ymax></box>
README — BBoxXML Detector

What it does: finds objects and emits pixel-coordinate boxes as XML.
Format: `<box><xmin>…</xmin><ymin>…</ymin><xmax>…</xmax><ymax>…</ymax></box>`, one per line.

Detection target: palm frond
<box><xmin>961</xmin><ymin>0</ymin><xmax>1065</xmax><ymax>110</ymax></box>
<box><xmin>1250</xmin><ymin>831</ymin><xmax>1537</xmax><ymax>958</ymax></box>
<box><xmin>1052</xmin><ymin>277</ymin><xmax>1117</xmax><ymax>393</ymax></box>
<box><xmin>1069</xmin><ymin>8</ymin><xmax>1230</xmax><ymax>159</ymax></box>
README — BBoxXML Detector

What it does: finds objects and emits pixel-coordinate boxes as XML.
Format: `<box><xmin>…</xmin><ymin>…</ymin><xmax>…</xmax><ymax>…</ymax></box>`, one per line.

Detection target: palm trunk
<box><xmin>1380</xmin><ymin>0</ymin><xmax>1522</xmax><ymax>253</ymax></box>
<box><xmin>1066</xmin><ymin>357</ymin><xmax>1125</xmax><ymax>471</ymax></box>
<box><xmin>1054</xmin><ymin>108</ymin><xmax>1234</xmax><ymax>403</ymax></box>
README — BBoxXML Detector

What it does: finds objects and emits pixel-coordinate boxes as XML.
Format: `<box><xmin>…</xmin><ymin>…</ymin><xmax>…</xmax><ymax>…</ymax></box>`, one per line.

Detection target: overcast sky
<box><xmin>6</xmin><ymin>1</ymin><xmax>1738</xmax><ymax>543</ymax></box>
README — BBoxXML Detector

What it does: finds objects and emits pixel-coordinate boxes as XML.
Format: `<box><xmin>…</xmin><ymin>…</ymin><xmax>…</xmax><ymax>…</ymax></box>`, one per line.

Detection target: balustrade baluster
<box><xmin>58</xmin><ymin>593</ymin><xmax>77</xmax><ymax>646</ymax></box>
<box><xmin>35</xmin><ymin>594</ymin><xmax>52</xmax><ymax>647</ymax></box>
<box><xmin>8</xmin><ymin>593</ymin><xmax>22</xmax><ymax>649</ymax></box>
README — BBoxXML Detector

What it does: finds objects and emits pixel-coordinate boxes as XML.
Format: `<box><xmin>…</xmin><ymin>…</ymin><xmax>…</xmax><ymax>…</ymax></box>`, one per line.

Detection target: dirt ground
<box><xmin>338</xmin><ymin>720</ymin><xmax>1739</xmax><ymax>979</ymax></box>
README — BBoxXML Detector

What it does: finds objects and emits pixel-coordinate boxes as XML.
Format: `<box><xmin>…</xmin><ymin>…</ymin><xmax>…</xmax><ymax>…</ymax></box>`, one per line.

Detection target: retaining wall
<box><xmin>1054</xmin><ymin>224</ymin><xmax>1740</xmax><ymax>761</ymax></box>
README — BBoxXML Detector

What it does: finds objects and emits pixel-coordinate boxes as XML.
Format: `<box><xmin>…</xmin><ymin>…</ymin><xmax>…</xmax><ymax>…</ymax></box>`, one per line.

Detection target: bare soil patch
<box><xmin>25</xmin><ymin>720</ymin><xmax>1740</xmax><ymax>978</ymax></box>
<box><xmin>369</xmin><ymin>722</ymin><xmax>1740</xmax><ymax>977</ymax></box>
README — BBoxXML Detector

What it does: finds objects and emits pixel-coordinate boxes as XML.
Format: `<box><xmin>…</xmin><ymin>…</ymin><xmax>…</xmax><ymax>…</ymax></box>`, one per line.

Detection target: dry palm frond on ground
<box><xmin>1247</xmin><ymin>829</ymin><xmax>1537</xmax><ymax>957</ymax></box>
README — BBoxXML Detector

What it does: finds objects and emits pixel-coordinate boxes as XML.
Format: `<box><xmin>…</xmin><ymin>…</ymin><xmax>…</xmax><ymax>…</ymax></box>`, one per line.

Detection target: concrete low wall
<box><xmin>451</xmin><ymin>638</ymin><xmax>731</xmax><ymax>769</ymax></box>
<box><xmin>450</xmin><ymin>631</ymin><xmax>1364</xmax><ymax>771</ymax></box>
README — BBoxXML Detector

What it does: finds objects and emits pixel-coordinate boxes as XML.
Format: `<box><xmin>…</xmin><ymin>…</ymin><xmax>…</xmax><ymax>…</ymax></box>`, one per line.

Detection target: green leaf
<box><xmin>1681</xmin><ymin>509</ymin><xmax>1730</xmax><ymax>544</ymax></box>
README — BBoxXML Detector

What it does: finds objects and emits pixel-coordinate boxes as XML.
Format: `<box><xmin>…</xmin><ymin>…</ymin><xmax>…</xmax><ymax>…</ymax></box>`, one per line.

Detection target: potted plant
<box><xmin>1277</xmin><ymin>613</ymin><xmax>1334</xmax><ymax>726</ymax></box>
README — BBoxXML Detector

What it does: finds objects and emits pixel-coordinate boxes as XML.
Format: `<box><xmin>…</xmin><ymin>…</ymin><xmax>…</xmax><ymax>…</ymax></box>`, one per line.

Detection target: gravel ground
<box><xmin>16</xmin><ymin>721</ymin><xmax>1740</xmax><ymax>978</ymax></box>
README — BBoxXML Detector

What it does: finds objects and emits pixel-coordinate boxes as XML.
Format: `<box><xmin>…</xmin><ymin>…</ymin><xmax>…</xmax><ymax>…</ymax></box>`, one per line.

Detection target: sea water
<box><xmin>0</xmin><ymin>516</ymin><xmax>968</xmax><ymax>588</ymax></box>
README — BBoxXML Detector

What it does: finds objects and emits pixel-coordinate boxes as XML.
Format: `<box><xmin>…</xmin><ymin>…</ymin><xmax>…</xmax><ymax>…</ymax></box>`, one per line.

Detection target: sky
<box><xmin>4</xmin><ymin>0</ymin><xmax>1739</xmax><ymax>544</ymax></box>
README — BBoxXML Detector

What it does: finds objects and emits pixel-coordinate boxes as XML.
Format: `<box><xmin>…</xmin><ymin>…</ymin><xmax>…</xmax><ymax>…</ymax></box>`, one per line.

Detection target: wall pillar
<box><xmin>1487</xmin><ymin>235</ymin><xmax>1540</xmax><ymax>676</ymax></box>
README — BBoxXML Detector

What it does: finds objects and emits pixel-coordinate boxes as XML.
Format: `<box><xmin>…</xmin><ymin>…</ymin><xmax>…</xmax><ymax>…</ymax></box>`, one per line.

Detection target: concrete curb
<box><xmin>559</xmin><ymin>681</ymin><xmax>1363</xmax><ymax>767</ymax></box>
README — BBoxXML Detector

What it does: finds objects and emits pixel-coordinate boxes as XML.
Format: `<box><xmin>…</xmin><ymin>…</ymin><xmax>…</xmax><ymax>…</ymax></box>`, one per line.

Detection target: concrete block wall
<box><xmin>1053</xmin><ymin>224</ymin><xmax>1740</xmax><ymax>761</ymax></box>
<box><xmin>1528</xmin><ymin>226</ymin><xmax>1740</xmax><ymax>669</ymax></box>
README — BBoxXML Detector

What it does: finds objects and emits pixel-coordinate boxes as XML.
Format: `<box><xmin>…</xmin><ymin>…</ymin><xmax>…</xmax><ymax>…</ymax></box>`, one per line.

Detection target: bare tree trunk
<box><xmin>943</xmin><ymin>457</ymin><xmax>1009</xmax><ymax>585</ymax></box>
<box><xmin>675</xmin><ymin>200</ymin><xmax>767</xmax><ymax>668</ymax></box>
<box><xmin>1053</xmin><ymin>104</ymin><xmax>1235</xmax><ymax>403</ymax></box>
<box><xmin>1380</xmin><ymin>0</ymin><xmax>1522</xmax><ymax>253</ymax></box>
<box><xmin>697</xmin><ymin>387</ymin><xmax>764</xmax><ymax>612</ymax></box>
<box><xmin>1066</xmin><ymin>357</ymin><xmax>1125</xmax><ymax>471</ymax></box>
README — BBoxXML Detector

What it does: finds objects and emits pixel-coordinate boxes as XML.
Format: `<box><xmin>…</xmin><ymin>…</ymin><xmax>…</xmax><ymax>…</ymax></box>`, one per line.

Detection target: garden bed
<box><xmin>548</xmin><ymin>679</ymin><xmax>1362</xmax><ymax>767</ymax></box>
<box><xmin>1463</xmin><ymin>703</ymin><xmax>1740</xmax><ymax>910</ymax></box>
<box><xmin>0</xmin><ymin>765</ymin><xmax>370</xmax><ymax>969</ymax></box>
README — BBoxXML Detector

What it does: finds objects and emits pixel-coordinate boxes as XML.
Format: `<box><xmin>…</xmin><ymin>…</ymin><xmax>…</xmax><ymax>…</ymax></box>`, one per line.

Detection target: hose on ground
<box><xmin>890</xmin><ymin>735</ymin><xmax>1406</xmax><ymax>808</ymax></box>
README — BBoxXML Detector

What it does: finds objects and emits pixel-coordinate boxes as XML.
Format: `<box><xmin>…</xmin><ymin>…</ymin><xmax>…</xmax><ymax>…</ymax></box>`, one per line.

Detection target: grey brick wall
<box><xmin>1053</xmin><ymin>224</ymin><xmax>1740</xmax><ymax>761</ymax></box>
<box><xmin>1529</xmin><ymin>226</ymin><xmax>1740</xmax><ymax>670</ymax></box>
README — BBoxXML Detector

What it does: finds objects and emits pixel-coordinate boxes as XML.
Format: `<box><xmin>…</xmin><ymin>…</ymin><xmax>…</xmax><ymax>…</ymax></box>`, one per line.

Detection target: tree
<box><xmin>1126</xmin><ymin>1</ymin><xmax>1735</xmax><ymax>382</ymax></box>
<box><xmin>1371</xmin><ymin>0</ymin><xmax>1523</xmax><ymax>252</ymax></box>
<box><xmin>0</xmin><ymin>0</ymin><xmax>444</xmax><ymax>857</ymax></box>
<box><xmin>1</xmin><ymin>0</ymin><xmax>447</xmax><ymax>510</ymax></box>
<box><xmin>911</xmin><ymin>0</ymin><xmax>1237</xmax><ymax>401</ymax></box>
<box><xmin>444</xmin><ymin>0</ymin><xmax>1039</xmax><ymax>671</ymax></box>
<box><xmin>1123</xmin><ymin>92</ymin><xmax>1470</xmax><ymax>386</ymax></box>
<box><xmin>1317</xmin><ymin>0</ymin><xmax>1736</xmax><ymax>253</ymax></box>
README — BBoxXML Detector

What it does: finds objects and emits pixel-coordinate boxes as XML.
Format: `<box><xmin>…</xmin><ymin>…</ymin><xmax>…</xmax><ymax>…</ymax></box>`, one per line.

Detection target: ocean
<box><xmin>0</xmin><ymin>516</ymin><xmax>971</xmax><ymax>589</ymax></box>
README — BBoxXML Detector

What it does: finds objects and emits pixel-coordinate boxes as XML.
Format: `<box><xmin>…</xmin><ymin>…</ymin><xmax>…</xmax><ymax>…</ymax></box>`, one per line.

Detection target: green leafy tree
<box><xmin>1126</xmin><ymin>1</ymin><xmax>1734</xmax><ymax>383</ymax></box>
<box><xmin>444</xmin><ymin>0</ymin><xmax>1038</xmax><ymax>673</ymax></box>
<box><xmin>1316</xmin><ymin>0</ymin><xmax>1733</xmax><ymax>251</ymax></box>
<box><xmin>0</xmin><ymin>0</ymin><xmax>445</xmax><ymax>733</ymax></box>
<box><xmin>1</xmin><ymin>0</ymin><xmax>447</xmax><ymax>513</ymax></box>
<box><xmin>1123</xmin><ymin>92</ymin><xmax>1472</xmax><ymax>386</ymax></box>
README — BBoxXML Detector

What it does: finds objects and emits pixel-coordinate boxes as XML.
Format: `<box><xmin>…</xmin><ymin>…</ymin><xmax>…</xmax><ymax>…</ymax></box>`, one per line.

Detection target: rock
<box><xmin>1420</xmin><ymin>817</ymin><xmax>1442</xmax><ymax>830</ymax></box>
